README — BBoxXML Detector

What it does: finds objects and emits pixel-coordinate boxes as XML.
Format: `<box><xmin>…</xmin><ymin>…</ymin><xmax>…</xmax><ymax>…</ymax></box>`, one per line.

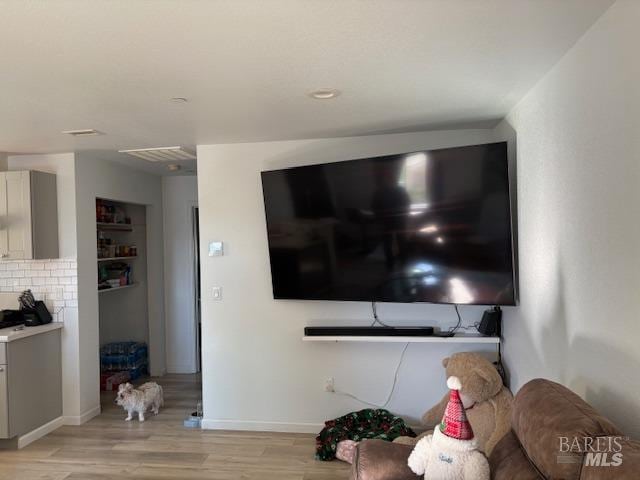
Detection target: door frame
<box><xmin>190</xmin><ymin>203</ymin><xmax>201</xmax><ymax>373</ymax></box>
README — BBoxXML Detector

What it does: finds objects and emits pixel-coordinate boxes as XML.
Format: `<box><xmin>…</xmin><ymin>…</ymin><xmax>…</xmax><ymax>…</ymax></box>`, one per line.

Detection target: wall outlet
<box><xmin>324</xmin><ymin>377</ymin><xmax>335</xmax><ymax>393</ymax></box>
<box><xmin>212</xmin><ymin>286</ymin><xmax>222</xmax><ymax>300</ymax></box>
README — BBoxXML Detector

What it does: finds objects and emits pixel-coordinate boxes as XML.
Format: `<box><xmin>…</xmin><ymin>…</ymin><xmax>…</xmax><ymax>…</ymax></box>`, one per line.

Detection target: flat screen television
<box><xmin>260</xmin><ymin>142</ymin><xmax>516</xmax><ymax>305</ymax></box>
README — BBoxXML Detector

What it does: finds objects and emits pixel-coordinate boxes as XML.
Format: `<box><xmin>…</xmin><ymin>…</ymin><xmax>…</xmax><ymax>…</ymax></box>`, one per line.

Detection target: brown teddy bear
<box><xmin>395</xmin><ymin>351</ymin><xmax>513</xmax><ymax>456</ymax></box>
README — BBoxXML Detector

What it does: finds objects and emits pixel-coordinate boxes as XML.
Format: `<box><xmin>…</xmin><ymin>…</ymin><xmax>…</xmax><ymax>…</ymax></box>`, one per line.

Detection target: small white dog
<box><xmin>115</xmin><ymin>382</ymin><xmax>164</xmax><ymax>422</ymax></box>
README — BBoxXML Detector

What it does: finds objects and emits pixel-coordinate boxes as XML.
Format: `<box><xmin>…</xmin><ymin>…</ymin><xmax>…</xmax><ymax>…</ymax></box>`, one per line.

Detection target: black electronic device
<box><xmin>304</xmin><ymin>326</ymin><xmax>434</xmax><ymax>337</ymax></box>
<box><xmin>261</xmin><ymin>142</ymin><xmax>516</xmax><ymax>305</ymax></box>
<box><xmin>478</xmin><ymin>306</ymin><xmax>502</xmax><ymax>336</ymax></box>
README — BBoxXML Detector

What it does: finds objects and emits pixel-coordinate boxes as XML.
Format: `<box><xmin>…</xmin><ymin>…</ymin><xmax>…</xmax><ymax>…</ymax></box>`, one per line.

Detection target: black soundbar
<box><xmin>304</xmin><ymin>326</ymin><xmax>434</xmax><ymax>337</ymax></box>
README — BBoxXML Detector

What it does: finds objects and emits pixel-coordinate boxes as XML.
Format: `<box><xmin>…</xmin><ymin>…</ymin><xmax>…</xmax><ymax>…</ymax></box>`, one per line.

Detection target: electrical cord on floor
<box><xmin>333</xmin><ymin>342</ymin><xmax>410</xmax><ymax>409</ymax></box>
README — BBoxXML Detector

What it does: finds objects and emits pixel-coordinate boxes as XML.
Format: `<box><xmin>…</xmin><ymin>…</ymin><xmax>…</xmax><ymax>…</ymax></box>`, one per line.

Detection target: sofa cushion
<box><xmin>351</xmin><ymin>439</ymin><xmax>419</xmax><ymax>480</ymax></box>
<box><xmin>512</xmin><ymin>379</ymin><xmax>622</xmax><ymax>479</ymax></box>
<box><xmin>489</xmin><ymin>430</ymin><xmax>541</xmax><ymax>479</ymax></box>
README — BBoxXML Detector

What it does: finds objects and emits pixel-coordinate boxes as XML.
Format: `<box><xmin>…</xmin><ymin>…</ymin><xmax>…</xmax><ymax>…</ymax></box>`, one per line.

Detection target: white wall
<box><xmin>74</xmin><ymin>156</ymin><xmax>165</xmax><ymax>416</ymax></box>
<box><xmin>197</xmin><ymin>130</ymin><xmax>501</xmax><ymax>431</ymax></box>
<box><xmin>162</xmin><ymin>175</ymin><xmax>199</xmax><ymax>373</ymax></box>
<box><xmin>4</xmin><ymin>153</ymin><xmax>82</xmax><ymax>422</ymax></box>
<box><xmin>494</xmin><ymin>0</ymin><xmax>640</xmax><ymax>437</ymax></box>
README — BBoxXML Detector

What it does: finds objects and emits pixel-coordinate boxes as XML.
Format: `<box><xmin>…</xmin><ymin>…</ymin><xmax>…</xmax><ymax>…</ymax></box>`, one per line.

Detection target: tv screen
<box><xmin>261</xmin><ymin>142</ymin><xmax>516</xmax><ymax>305</ymax></box>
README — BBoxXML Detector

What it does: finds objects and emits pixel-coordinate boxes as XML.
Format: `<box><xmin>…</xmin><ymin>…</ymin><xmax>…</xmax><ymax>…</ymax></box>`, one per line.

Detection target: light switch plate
<box><xmin>212</xmin><ymin>286</ymin><xmax>222</xmax><ymax>300</ymax></box>
<box><xmin>209</xmin><ymin>241</ymin><xmax>224</xmax><ymax>257</ymax></box>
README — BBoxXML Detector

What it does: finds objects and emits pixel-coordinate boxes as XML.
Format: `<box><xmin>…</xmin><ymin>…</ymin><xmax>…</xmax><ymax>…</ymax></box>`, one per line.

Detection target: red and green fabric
<box><xmin>315</xmin><ymin>409</ymin><xmax>416</xmax><ymax>461</ymax></box>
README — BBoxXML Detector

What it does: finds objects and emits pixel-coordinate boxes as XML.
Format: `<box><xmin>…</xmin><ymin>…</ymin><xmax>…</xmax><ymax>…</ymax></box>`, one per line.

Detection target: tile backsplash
<box><xmin>0</xmin><ymin>259</ymin><xmax>77</xmax><ymax>315</ymax></box>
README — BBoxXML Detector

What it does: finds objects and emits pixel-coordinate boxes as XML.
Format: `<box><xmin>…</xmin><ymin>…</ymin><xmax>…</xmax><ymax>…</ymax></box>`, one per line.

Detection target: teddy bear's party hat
<box><xmin>439</xmin><ymin>376</ymin><xmax>474</xmax><ymax>441</ymax></box>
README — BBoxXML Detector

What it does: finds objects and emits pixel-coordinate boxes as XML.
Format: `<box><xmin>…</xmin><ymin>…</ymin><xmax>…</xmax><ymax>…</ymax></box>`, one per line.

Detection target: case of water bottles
<box><xmin>100</xmin><ymin>342</ymin><xmax>148</xmax><ymax>379</ymax></box>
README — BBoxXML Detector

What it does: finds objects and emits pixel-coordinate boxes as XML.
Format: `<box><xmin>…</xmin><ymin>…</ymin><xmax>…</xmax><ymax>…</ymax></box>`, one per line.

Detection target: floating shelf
<box><xmin>97</xmin><ymin>256</ymin><xmax>138</xmax><ymax>262</ymax></box>
<box><xmin>98</xmin><ymin>283</ymin><xmax>138</xmax><ymax>293</ymax></box>
<box><xmin>96</xmin><ymin>222</ymin><xmax>133</xmax><ymax>232</ymax></box>
<box><xmin>302</xmin><ymin>334</ymin><xmax>500</xmax><ymax>344</ymax></box>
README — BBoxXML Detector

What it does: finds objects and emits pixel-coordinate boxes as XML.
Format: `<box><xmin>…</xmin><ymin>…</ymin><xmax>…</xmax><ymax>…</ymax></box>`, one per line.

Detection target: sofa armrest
<box><xmin>350</xmin><ymin>439</ymin><xmax>420</xmax><ymax>480</ymax></box>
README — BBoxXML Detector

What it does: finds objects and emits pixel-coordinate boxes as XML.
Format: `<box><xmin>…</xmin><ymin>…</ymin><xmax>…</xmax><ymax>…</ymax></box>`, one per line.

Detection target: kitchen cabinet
<box><xmin>0</xmin><ymin>171</ymin><xmax>59</xmax><ymax>260</ymax></box>
<box><xmin>0</xmin><ymin>324</ymin><xmax>63</xmax><ymax>441</ymax></box>
<box><xmin>0</xmin><ymin>355</ymin><xmax>7</xmax><ymax>438</ymax></box>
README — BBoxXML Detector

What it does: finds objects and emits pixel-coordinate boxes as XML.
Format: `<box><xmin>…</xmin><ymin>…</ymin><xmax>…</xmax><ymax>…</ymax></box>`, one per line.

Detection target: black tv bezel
<box><xmin>260</xmin><ymin>141</ymin><xmax>518</xmax><ymax>306</ymax></box>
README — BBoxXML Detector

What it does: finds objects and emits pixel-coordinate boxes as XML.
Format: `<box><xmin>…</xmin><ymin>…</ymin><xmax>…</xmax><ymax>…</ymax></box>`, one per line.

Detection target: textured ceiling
<box><xmin>0</xmin><ymin>0</ymin><xmax>614</xmax><ymax>174</ymax></box>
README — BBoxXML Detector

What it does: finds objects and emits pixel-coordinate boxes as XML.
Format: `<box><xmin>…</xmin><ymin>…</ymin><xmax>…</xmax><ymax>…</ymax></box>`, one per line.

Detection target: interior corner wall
<box><xmin>493</xmin><ymin>0</ymin><xmax>640</xmax><ymax>437</ymax></box>
<box><xmin>196</xmin><ymin>129</ymin><xmax>501</xmax><ymax>432</ymax></box>
<box><xmin>74</xmin><ymin>156</ymin><xmax>166</xmax><ymax>416</ymax></box>
<box><xmin>5</xmin><ymin>153</ymin><xmax>81</xmax><ymax>420</ymax></box>
<box><xmin>162</xmin><ymin>175</ymin><xmax>199</xmax><ymax>374</ymax></box>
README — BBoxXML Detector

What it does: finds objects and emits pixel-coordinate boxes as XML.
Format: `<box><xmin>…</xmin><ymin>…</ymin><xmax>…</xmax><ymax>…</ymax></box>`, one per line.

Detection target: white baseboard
<box><xmin>17</xmin><ymin>416</ymin><xmax>65</xmax><ymax>449</ymax></box>
<box><xmin>166</xmin><ymin>365</ymin><xmax>197</xmax><ymax>374</ymax></box>
<box><xmin>201</xmin><ymin>418</ymin><xmax>322</xmax><ymax>434</ymax></box>
<box><xmin>64</xmin><ymin>405</ymin><xmax>101</xmax><ymax>426</ymax></box>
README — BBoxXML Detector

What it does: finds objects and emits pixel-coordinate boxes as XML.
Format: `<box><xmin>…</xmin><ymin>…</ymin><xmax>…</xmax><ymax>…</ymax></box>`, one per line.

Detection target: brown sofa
<box><xmin>351</xmin><ymin>378</ymin><xmax>640</xmax><ymax>479</ymax></box>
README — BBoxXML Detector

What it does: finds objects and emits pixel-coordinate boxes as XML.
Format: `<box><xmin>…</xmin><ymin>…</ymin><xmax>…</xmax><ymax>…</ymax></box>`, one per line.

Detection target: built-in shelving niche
<box><xmin>96</xmin><ymin>198</ymin><xmax>149</xmax><ymax>353</ymax></box>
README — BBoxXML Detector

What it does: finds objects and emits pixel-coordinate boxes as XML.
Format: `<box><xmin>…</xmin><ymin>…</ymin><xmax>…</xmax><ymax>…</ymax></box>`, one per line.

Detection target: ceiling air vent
<box><xmin>118</xmin><ymin>146</ymin><xmax>196</xmax><ymax>162</ymax></box>
<box><xmin>62</xmin><ymin>129</ymin><xmax>102</xmax><ymax>136</ymax></box>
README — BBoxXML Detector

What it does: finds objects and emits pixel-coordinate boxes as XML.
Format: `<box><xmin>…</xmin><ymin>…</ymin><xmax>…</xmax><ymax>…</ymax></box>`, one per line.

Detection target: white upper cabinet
<box><xmin>0</xmin><ymin>171</ymin><xmax>59</xmax><ymax>260</ymax></box>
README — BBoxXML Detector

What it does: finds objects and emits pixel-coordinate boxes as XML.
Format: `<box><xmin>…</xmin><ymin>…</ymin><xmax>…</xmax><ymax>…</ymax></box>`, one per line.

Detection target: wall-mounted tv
<box><xmin>260</xmin><ymin>142</ymin><xmax>516</xmax><ymax>305</ymax></box>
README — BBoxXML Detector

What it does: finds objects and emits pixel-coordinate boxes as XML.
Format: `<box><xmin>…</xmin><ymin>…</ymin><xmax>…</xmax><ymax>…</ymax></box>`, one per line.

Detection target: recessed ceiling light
<box><xmin>62</xmin><ymin>129</ymin><xmax>102</xmax><ymax>136</ymax></box>
<box><xmin>308</xmin><ymin>88</ymin><xmax>340</xmax><ymax>100</ymax></box>
<box><xmin>171</xmin><ymin>97</ymin><xmax>188</xmax><ymax>103</ymax></box>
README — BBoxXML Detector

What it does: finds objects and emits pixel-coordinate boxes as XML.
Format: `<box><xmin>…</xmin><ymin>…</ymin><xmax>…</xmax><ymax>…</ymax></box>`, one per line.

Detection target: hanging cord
<box><xmin>370</xmin><ymin>301</ymin><xmax>391</xmax><ymax>327</ymax></box>
<box><xmin>441</xmin><ymin>304</ymin><xmax>463</xmax><ymax>336</ymax></box>
<box><xmin>333</xmin><ymin>342</ymin><xmax>410</xmax><ymax>409</ymax></box>
<box><xmin>494</xmin><ymin>341</ymin><xmax>507</xmax><ymax>385</ymax></box>
<box><xmin>447</xmin><ymin>304</ymin><xmax>462</xmax><ymax>334</ymax></box>
<box><xmin>330</xmin><ymin>301</ymin><xmax>406</xmax><ymax>408</ymax></box>
<box><xmin>444</xmin><ymin>304</ymin><xmax>481</xmax><ymax>336</ymax></box>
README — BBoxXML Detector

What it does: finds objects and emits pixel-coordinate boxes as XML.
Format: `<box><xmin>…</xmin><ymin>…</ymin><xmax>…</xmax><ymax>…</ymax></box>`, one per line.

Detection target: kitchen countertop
<box><xmin>0</xmin><ymin>322</ymin><xmax>63</xmax><ymax>343</ymax></box>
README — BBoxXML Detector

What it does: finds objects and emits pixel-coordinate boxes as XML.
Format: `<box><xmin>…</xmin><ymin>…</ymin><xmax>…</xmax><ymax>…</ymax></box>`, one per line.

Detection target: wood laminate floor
<box><xmin>0</xmin><ymin>374</ymin><xmax>350</xmax><ymax>480</ymax></box>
